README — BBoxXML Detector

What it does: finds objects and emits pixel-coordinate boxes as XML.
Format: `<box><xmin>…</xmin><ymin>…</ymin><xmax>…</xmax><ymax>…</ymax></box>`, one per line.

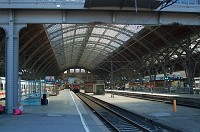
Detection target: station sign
<box><xmin>45</xmin><ymin>76</ymin><xmax>55</xmax><ymax>82</ymax></box>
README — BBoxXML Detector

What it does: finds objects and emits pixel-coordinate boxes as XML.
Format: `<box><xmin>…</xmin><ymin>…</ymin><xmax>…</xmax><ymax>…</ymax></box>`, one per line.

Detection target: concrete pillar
<box><xmin>2</xmin><ymin>10</ymin><xmax>26</xmax><ymax>114</ymax></box>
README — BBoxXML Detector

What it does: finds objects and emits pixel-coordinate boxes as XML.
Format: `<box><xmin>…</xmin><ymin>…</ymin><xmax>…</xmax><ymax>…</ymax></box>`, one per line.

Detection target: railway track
<box><xmin>106</xmin><ymin>91</ymin><xmax>200</xmax><ymax>109</ymax></box>
<box><xmin>77</xmin><ymin>92</ymin><xmax>181</xmax><ymax>132</ymax></box>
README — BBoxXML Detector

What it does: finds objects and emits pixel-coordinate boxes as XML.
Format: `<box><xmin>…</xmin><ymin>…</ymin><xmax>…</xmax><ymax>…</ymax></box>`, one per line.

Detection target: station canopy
<box><xmin>1</xmin><ymin>0</ymin><xmax>200</xmax><ymax>79</ymax></box>
<box><xmin>44</xmin><ymin>23</ymin><xmax>144</xmax><ymax>70</ymax></box>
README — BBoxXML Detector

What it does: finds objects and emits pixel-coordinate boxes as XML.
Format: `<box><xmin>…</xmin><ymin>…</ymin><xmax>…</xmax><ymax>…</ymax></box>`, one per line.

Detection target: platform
<box><xmin>0</xmin><ymin>89</ymin><xmax>109</xmax><ymax>132</ymax></box>
<box><xmin>106</xmin><ymin>89</ymin><xmax>200</xmax><ymax>99</ymax></box>
<box><xmin>89</xmin><ymin>90</ymin><xmax>200</xmax><ymax>132</ymax></box>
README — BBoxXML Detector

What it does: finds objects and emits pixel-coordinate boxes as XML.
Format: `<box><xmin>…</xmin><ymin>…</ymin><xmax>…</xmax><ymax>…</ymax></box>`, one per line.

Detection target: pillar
<box><xmin>2</xmin><ymin>10</ymin><xmax>26</xmax><ymax>114</ymax></box>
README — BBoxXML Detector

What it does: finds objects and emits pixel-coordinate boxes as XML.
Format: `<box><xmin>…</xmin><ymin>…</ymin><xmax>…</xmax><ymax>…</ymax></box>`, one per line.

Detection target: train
<box><xmin>71</xmin><ymin>83</ymin><xmax>80</xmax><ymax>93</ymax></box>
<box><xmin>0</xmin><ymin>77</ymin><xmax>31</xmax><ymax>100</ymax></box>
<box><xmin>67</xmin><ymin>77</ymin><xmax>82</xmax><ymax>93</ymax></box>
<box><xmin>0</xmin><ymin>77</ymin><xmax>47</xmax><ymax>100</ymax></box>
<box><xmin>0</xmin><ymin>77</ymin><xmax>6</xmax><ymax>99</ymax></box>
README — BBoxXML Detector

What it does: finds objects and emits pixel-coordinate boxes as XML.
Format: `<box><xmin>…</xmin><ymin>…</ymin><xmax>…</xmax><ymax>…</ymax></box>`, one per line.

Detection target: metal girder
<box><xmin>140</xmin><ymin>29</ymin><xmax>179</xmax><ymax>75</ymax></box>
<box><xmin>145</xmin><ymin>27</ymin><xmax>176</xmax><ymax>63</ymax></box>
<box><xmin>148</xmin><ymin>26</ymin><xmax>200</xmax><ymax>83</ymax></box>
<box><xmin>0</xmin><ymin>0</ymin><xmax>85</xmax><ymax>9</ymax></box>
<box><xmin>37</xmin><ymin>57</ymin><xmax>58</xmax><ymax>77</ymax></box>
<box><xmin>21</xmin><ymin>40</ymin><xmax>49</xmax><ymax>69</ymax></box>
<box><xmin>0</xmin><ymin>9</ymin><xmax>200</xmax><ymax>25</ymax></box>
<box><xmin>84</xmin><ymin>0</ymin><xmax>163</xmax><ymax>9</ymax></box>
<box><xmin>101</xmin><ymin>27</ymin><xmax>162</xmax><ymax>73</ymax></box>
<box><xmin>33</xmin><ymin>50</ymin><xmax>56</xmax><ymax>73</ymax></box>
<box><xmin>18</xmin><ymin>25</ymin><xmax>61</xmax><ymax>78</ymax></box>
<box><xmin>0</xmin><ymin>0</ymin><xmax>199</xmax><ymax>12</ymax></box>
<box><xmin>156</xmin><ymin>27</ymin><xmax>187</xmax><ymax>63</ymax></box>
<box><xmin>19</xmin><ymin>25</ymin><xmax>44</xmax><ymax>53</ymax></box>
<box><xmin>42</xmin><ymin>62</ymin><xmax>59</xmax><ymax>77</ymax></box>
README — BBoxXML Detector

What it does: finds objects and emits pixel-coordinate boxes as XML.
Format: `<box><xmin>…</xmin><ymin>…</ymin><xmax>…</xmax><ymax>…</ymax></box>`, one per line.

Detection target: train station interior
<box><xmin>0</xmin><ymin>0</ymin><xmax>200</xmax><ymax>132</ymax></box>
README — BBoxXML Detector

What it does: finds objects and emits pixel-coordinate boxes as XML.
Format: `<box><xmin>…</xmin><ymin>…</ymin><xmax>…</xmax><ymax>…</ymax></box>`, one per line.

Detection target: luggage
<box><xmin>13</xmin><ymin>108</ymin><xmax>22</xmax><ymax>115</ymax></box>
<box><xmin>0</xmin><ymin>105</ymin><xmax>3</xmax><ymax>114</ymax></box>
<box><xmin>41</xmin><ymin>93</ymin><xmax>48</xmax><ymax>105</ymax></box>
<box><xmin>41</xmin><ymin>98</ymin><xmax>48</xmax><ymax>105</ymax></box>
<box><xmin>43</xmin><ymin>94</ymin><xmax>47</xmax><ymax>99</ymax></box>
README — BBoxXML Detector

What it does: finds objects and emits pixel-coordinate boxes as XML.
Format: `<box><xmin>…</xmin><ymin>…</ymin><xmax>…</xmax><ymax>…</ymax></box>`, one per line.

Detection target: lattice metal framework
<box><xmin>44</xmin><ymin>23</ymin><xmax>144</xmax><ymax>71</ymax></box>
<box><xmin>1</xmin><ymin>24</ymin><xmax>200</xmax><ymax>84</ymax></box>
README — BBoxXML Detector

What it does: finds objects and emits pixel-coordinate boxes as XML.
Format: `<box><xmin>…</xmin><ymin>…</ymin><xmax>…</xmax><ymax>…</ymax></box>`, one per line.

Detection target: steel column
<box><xmin>13</xmin><ymin>35</ymin><xmax>19</xmax><ymax>107</ymax></box>
<box><xmin>6</xmin><ymin>10</ymin><xmax>14</xmax><ymax>114</ymax></box>
<box><xmin>5</xmin><ymin>10</ymin><xmax>26</xmax><ymax>114</ymax></box>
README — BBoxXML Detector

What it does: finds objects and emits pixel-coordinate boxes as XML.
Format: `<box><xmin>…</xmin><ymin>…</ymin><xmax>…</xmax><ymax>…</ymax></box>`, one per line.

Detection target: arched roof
<box><xmin>44</xmin><ymin>23</ymin><xmax>144</xmax><ymax>71</ymax></box>
<box><xmin>1</xmin><ymin>23</ymin><xmax>200</xmax><ymax>80</ymax></box>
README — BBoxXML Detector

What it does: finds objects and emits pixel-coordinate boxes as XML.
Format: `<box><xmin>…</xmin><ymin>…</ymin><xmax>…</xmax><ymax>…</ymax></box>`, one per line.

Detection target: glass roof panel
<box><xmin>105</xmin><ymin>48</ymin><xmax>114</xmax><ymax>52</ymax></box>
<box><xmin>44</xmin><ymin>23</ymin><xmax>144</xmax><ymax>70</ymax></box>
<box><xmin>47</xmin><ymin>24</ymin><xmax>61</xmax><ymax>33</ymax></box>
<box><xmin>52</xmin><ymin>35</ymin><xmax>62</xmax><ymax>42</ymax></box>
<box><xmin>96</xmin><ymin>45</ymin><xmax>104</xmax><ymax>49</ymax></box>
<box><xmin>99</xmin><ymin>38</ymin><xmax>110</xmax><ymax>44</ymax></box>
<box><xmin>87</xmin><ymin>44</ymin><xmax>95</xmax><ymax>47</ymax></box>
<box><xmin>126</xmin><ymin>25</ymin><xmax>144</xmax><ymax>33</ymax></box>
<box><xmin>114</xmin><ymin>24</ymin><xmax>125</xmax><ymax>29</ymax></box>
<box><xmin>62</xmin><ymin>24</ymin><xmax>76</xmax><ymax>28</ymax></box>
<box><xmin>110</xmin><ymin>42</ymin><xmax>121</xmax><ymax>48</ymax></box>
<box><xmin>65</xmin><ymin>39</ymin><xmax>73</xmax><ymax>43</ymax></box>
<box><xmin>89</xmin><ymin>37</ymin><xmax>99</xmax><ymax>42</ymax></box>
<box><xmin>92</xmin><ymin>27</ymin><xmax>105</xmax><ymax>34</ymax></box>
<box><xmin>76</xmin><ymin>28</ymin><xmax>87</xmax><ymax>35</ymax></box>
<box><xmin>104</xmin><ymin>30</ymin><xmax>118</xmax><ymax>37</ymax></box>
<box><xmin>116</xmin><ymin>34</ymin><xmax>130</xmax><ymax>42</ymax></box>
<box><xmin>76</xmin><ymin>37</ymin><xmax>84</xmax><ymax>41</ymax></box>
<box><xmin>63</xmin><ymin>30</ymin><xmax>75</xmax><ymax>38</ymax></box>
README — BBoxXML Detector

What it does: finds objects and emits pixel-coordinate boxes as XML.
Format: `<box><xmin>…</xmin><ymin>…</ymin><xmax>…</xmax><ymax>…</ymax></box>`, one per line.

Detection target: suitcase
<box><xmin>41</xmin><ymin>98</ymin><xmax>48</xmax><ymax>105</ymax></box>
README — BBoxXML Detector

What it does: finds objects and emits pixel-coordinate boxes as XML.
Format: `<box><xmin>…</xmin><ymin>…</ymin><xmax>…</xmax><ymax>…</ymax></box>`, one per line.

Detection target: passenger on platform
<box><xmin>168</xmin><ymin>85</ymin><xmax>171</xmax><ymax>93</ymax></box>
<box><xmin>69</xmin><ymin>85</ymin><xmax>72</xmax><ymax>91</ymax></box>
<box><xmin>121</xmin><ymin>83</ymin><xmax>125</xmax><ymax>91</ymax></box>
<box><xmin>150</xmin><ymin>85</ymin><xmax>154</xmax><ymax>94</ymax></box>
<box><xmin>132</xmin><ymin>85</ymin><xmax>135</xmax><ymax>91</ymax></box>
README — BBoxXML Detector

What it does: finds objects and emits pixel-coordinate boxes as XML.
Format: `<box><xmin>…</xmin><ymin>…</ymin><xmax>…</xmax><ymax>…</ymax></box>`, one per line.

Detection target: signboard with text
<box><xmin>45</xmin><ymin>76</ymin><xmax>55</xmax><ymax>82</ymax></box>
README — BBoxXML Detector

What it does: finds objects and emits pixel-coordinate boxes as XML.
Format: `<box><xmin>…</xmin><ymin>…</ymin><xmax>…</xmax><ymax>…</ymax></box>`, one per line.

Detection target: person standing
<box><xmin>150</xmin><ymin>85</ymin><xmax>154</xmax><ymax>94</ymax></box>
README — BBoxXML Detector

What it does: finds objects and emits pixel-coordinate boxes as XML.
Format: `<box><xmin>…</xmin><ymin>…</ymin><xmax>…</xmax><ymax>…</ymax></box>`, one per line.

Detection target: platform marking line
<box><xmin>70</xmin><ymin>91</ymin><xmax>90</xmax><ymax>132</ymax></box>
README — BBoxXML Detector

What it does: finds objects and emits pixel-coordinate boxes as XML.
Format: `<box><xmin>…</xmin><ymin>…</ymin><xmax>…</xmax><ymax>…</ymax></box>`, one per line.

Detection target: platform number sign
<box><xmin>45</xmin><ymin>76</ymin><xmax>55</xmax><ymax>82</ymax></box>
